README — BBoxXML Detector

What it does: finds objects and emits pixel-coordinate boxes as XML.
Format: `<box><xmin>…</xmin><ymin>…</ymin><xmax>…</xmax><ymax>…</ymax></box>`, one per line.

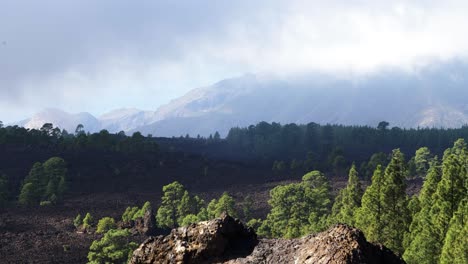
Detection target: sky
<box><xmin>2</xmin><ymin>0</ymin><xmax>468</xmax><ymax>123</ymax></box>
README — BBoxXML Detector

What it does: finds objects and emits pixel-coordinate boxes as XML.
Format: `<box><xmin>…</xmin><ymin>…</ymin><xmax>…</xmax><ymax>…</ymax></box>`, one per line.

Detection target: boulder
<box><xmin>130</xmin><ymin>213</ymin><xmax>257</xmax><ymax>263</ymax></box>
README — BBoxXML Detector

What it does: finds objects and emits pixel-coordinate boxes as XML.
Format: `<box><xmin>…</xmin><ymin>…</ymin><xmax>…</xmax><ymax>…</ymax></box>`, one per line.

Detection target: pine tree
<box><xmin>330</xmin><ymin>164</ymin><xmax>363</xmax><ymax>226</ymax></box>
<box><xmin>355</xmin><ymin>165</ymin><xmax>385</xmax><ymax>243</ymax></box>
<box><xmin>380</xmin><ymin>149</ymin><xmax>410</xmax><ymax>255</ymax></box>
<box><xmin>83</xmin><ymin>212</ymin><xmax>94</xmax><ymax>229</ymax></box>
<box><xmin>18</xmin><ymin>183</ymin><xmax>37</xmax><ymax>206</ymax></box>
<box><xmin>403</xmin><ymin>158</ymin><xmax>442</xmax><ymax>263</ymax></box>
<box><xmin>133</xmin><ymin>201</ymin><xmax>151</xmax><ymax>220</ymax></box>
<box><xmin>87</xmin><ymin>229</ymin><xmax>137</xmax><ymax>264</ymax></box>
<box><xmin>440</xmin><ymin>198</ymin><xmax>467</xmax><ymax>264</ymax></box>
<box><xmin>404</xmin><ymin>140</ymin><xmax>467</xmax><ymax>263</ymax></box>
<box><xmin>215</xmin><ymin>192</ymin><xmax>237</xmax><ymax>218</ymax></box>
<box><xmin>260</xmin><ymin>170</ymin><xmax>331</xmax><ymax>238</ymax></box>
<box><xmin>427</xmin><ymin>148</ymin><xmax>466</xmax><ymax>262</ymax></box>
<box><xmin>156</xmin><ymin>181</ymin><xmax>185</xmax><ymax>228</ymax></box>
<box><xmin>177</xmin><ymin>191</ymin><xmax>197</xmax><ymax>225</ymax></box>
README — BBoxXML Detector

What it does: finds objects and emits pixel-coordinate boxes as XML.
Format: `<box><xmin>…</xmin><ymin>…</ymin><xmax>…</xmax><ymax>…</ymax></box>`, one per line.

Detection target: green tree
<box><xmin>177</xmin><ymin>191</ymin><xmax>199</xmax><ymax>224</ymax></box>
<box><xmin>87</xmin><ymin>229</ymin><xmax>137</xmax><ymax>264</ymax></box>
<box><xmin>196</xmin><ymin>207</ymin><xmax>209</xmax><ymax>221</ymax></box>
<box><xmin>424</xmin><ymin>143</ymin><xmax>466</xmax><ymax>262</ymax></box>
<box><xmin>18</xmin><ymin>183</ymin><xmax>37</xmax><ymax>206</ymax></box>
<box><xmin>414</xmin><ymin>147</ymin><xmax>432</xmax><ymax>178</ymax></box>
<box><xmin>122</xmin><ymin>206</ymin><xmax>139</xmax><ymax>222</ymax></box>
<box><xmin>206</xmin><ymin>199</ymin><xmax>218</xmax><ymax>219</ymax></box>
<box><xmin>355</xmin><ymin>165</ymin><xmax>385</xmax><ymax>243</ymax></box>
<box><xmin>330</xmin><ymin>164</ymin><xmax>363</xmax><ymax>226</ymax></box>
<box><xmin>156</xmin><ymin>181</ymin><xmax>185</xmax><ymax>228</ymax></box>
<box><xmin>403</xmin><ymin>158</ymin><xmax>442</xmax><ymax>264</ymax></box>
<box><xmin>42</xmin><ymin>157</ymin><xmax>67</xmax><ymax>202</ymax></box>
<box><xmin>379</xmin><ymin>149</ymin><xmax>410</xmax><ymax>254</ymax></box>
<box><xmin>260</xmin><ymin>170</ymin><xmax>331</xmax><ymax>238</ymax></box>
<box><xmin>74</xmin><ymin>214</ymin><xmax>83</xmax><ymax>228</ymax></box>
<box><xmin>83</xmin><ymin>212</ymin><xmax>94</xmax><ymax>229</ymax></box>
<box><xmin>133</xmin><ymin>201</ymin><xmax>152</xmax><ymax>220</ymax></box>
<box><xmin>404</xmin><ymin>140</ymin><xmax>467</xmax><ymax>264</ymax></box>
<box><xmin>215</xmin><ymin>192</ymin><xmax>237</xmax><ymax>218</ymax></box>
<box><xmin>96</xmin><ymin>217</ymin><xmax>117</xmax><ymax>234</ymax></box>
<box><xmin>18</xmin><ymin>162</ymin><xmax>44</xmax><ymax>205</ymax></box>
<box><xmin>440</xmin><ymin>198</ymin><xmax>467</xmax><ymax>264</ymax></box>
<box><xmin>180</xmin><ymin>214</ymin><xmax>199</xmax><ymax>227</ymax></box>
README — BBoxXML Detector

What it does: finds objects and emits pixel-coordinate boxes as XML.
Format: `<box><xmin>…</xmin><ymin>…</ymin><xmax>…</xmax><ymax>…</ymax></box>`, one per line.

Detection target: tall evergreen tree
<box><xmin>156</xmin><ymin>181</ymin><xmax>186</xmax><ymax>228</ymax></box>
<box><xmin>380</xmin><ymin>149</ymin><xmax>410</xmax><ymax>255</ymax></box>
<box><xmin>330</xmin><ymin>164</ymin><xmax>363</xmax><ymax>226</ymax></box>
<box><xmin>405</xmin><ymin>140</ymin><xmax>467</xmax><ymax>263</ymax></box>
<box><xmin>403</xmin><ymin>158</ymin><xmax>442</xmax><ymax>263</ymax></box>
<box><xmin>355</xmin><ymin>165</ymin><xmax>385</xmax><ymax>243</ymax></box>
<box><xmin>440</xmin><ymin>197</ymin><xmax>467</xmax><ymax>264</ymax></box>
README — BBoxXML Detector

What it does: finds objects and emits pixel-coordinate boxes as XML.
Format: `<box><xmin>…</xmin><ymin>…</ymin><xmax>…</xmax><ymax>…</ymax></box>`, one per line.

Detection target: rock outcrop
<box><xmin>134</xmin><ymin>209</ymin><xmax>158</xmax><ymax>236</ymax></box>
<box><xmin>130</xmin><ymin>214</ymin><xmax>405</xmax><ymax>264</ymax></box>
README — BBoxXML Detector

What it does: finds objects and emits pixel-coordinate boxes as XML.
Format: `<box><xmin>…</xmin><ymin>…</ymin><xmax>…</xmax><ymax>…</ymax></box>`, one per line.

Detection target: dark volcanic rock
<box><xmin>130</xmin><ymin>216</ymin><xmax>405</xmax><ymax>264</ymax></box>
<box><xmin>130</xmin><ymin>213</ymin><xmax>257</xmax><ymax>264</ymax></box>
<box><xmin>134</xmin><ymin>209</ymin><xmax>158</xmax><ymax>236</ymax></box>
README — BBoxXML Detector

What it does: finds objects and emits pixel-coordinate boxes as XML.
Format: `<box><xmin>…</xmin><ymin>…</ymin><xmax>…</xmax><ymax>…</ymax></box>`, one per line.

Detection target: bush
<box><xmin>96</xmin><ymin>217</ymin><xmax>117</xmax><ymax>234</ymax></box>
<box><xmin>87</xmin><ymin>229</ymin><xmax>138</xmax><ymax>264</ymax></box>
<box><xmin>83</xmin><ymin>212</ymin><xmax>94</xmax><ymax>229</ymax></box>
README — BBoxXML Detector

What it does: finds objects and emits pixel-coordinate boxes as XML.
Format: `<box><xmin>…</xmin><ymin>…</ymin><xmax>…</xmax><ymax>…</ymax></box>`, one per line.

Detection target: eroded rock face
<box><xmin>130</xmin><ymin>215</ymin><xmax>405</xmax><ymax>264</ymax></box>
<box><xmin>134</xmin><ymin>209</ymin><xmax>158</xmax><ymax>236</ymax></box>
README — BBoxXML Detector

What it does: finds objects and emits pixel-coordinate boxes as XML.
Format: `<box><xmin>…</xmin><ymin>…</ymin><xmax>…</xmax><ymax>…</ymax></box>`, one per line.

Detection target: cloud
<box><xmin>1</xmin><ymin>0</ymin><xmax>468</xmax><ymax>122</ymax></box>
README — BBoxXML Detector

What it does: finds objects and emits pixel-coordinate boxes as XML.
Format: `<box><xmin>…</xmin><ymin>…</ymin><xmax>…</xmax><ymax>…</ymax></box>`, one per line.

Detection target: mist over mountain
<box><xmin>12</xmin><ymin>62</ymin><xmax>468</xmax><ymax>136</ymax></box>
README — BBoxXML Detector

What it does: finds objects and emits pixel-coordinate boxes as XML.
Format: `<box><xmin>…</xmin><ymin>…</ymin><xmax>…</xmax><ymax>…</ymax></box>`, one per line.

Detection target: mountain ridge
<box><xmin>11</xmin><ymin>63</ymin><xmax>468</xmax><ymax>136</ymax></box>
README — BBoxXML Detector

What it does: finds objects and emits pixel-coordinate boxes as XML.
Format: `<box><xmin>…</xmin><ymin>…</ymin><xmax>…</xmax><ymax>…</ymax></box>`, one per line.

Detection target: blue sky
<box><xmin>2</xmin><ymin>0</ymin><xmax>468</xmax><ymax>123</ymax></box>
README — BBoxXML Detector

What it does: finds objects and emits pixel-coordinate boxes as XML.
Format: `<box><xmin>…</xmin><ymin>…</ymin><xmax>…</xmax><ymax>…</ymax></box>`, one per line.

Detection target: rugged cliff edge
<box><xmin>130</xmin><ymin>214</ymin><xmax>405</xmax><ymax>264</ymax></box>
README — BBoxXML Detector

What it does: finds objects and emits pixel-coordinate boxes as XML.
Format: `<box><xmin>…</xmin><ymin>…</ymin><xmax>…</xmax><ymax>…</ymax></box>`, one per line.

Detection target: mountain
<box><xmin>134</xmin><ymin>63</ymin><xmax>468</xmax><ymax>136</ymax></box>
<box><xmin>12</xmin><ymin>62</ymin><xmax>468</xmax><ymax>136</ymax></box>
<box><xmin>15</xmin><ymin>108</ymin><xmax>101</xmax><ymax>133</ymax></box>
<box><xmin>98</xmin><ymin>108</ymin><xmax>156</xmax><ymax>133</ymax></box>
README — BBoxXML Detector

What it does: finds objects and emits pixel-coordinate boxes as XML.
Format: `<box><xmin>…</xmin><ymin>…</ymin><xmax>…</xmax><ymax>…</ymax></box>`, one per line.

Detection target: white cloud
<box><xmin>2</xmin><ymin>0</ymin><xmax>468</xmax><ymax>122</ymax></box>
